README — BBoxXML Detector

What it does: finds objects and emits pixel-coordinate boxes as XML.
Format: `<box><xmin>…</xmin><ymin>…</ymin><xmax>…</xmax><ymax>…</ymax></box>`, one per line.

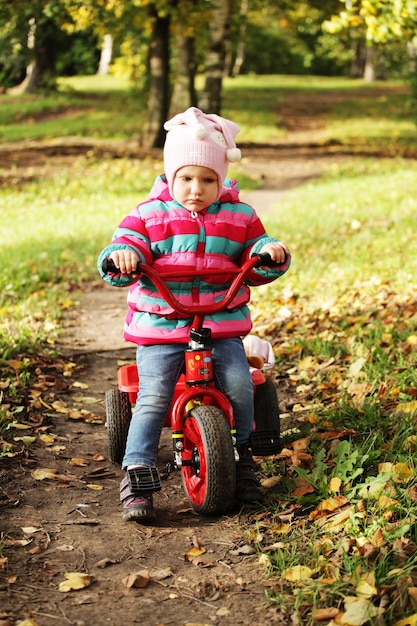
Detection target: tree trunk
<box><xmin>142</xmin><ymin>6</ymin><xmax>171</xmax><ymax>148</ymax></box>
<box><xmin>97</xmin><ymin>34</ymin><xmax>113</xmax><ymax>76</ymax></box>
<box><xmin>169</xmin><ymin>33</ymin><xmax>197</xmax><ymax>115</ymax></box>
<box><xmin>363</xmin><ymin>45</ymin><xmax>376</xmax><ymax>82</ymax></box>
<box><xmin>349</xmin><ymin>37</ymin><xmax>365</xmax><ymax>78</ymax></box>
<box><xmin>230</xmin><ymin>0</ymin><xmax>248</xmax><ymax>77</ymax></box>
<box><xmin>15</xmin><ymin>16</ymin><xmax>57</xmax><ymax>93</ymax></box>
<box><xmin>200</xmin><ymin>0</ymin><xmax>234</xmax><ymax>114</ymax></box>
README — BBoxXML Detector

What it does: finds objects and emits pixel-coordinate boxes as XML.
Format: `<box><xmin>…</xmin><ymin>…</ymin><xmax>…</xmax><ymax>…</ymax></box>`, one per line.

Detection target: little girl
<box><xmin>98</xmin><ymin>107</ymin><xmax>291</xmax><ymax>523</ymax></box>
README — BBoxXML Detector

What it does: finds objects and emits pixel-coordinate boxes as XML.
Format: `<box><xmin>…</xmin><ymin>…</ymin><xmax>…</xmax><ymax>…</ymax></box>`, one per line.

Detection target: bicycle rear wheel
<box><xmin>181</xmin><ymin>405</ymin><xmax>236</xmax><ymax>515</ymax></box>
<box><xmin>106</xmin><ymin>389</ymin><xmax>132</xmax><ymax>465</ymax></box>
<box><xmin>251</xmin><ymin>377</ymin><xmax>281</xmax><ymax>456</ymax></box>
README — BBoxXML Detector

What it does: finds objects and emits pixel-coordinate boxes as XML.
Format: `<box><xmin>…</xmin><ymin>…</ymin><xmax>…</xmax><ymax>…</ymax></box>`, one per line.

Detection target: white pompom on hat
<box><xmin>163</xmin><ymin>107</ymin><xmax>242</xmax><ymax>199</ymax></box>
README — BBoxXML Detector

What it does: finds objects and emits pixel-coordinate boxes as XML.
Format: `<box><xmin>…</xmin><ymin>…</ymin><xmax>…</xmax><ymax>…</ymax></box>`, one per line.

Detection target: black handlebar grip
<box><xmin>256</xmin><ymin>252</ymin><xmax>273</xmax><ymax>266</ymax></box>
<box><xmin>101</xmin><ymin>258</ymin><xmax>117</xmax><ymax>273</ymax></box>
<box><xmin>101</xmin><ymin>257</ymin><xmax>140</xmax><ymax>274</ymax></box>
<box><xmin>255</xmin><ymin>251</ymin><xmax>288</xmax><ymax>267</ymax></box>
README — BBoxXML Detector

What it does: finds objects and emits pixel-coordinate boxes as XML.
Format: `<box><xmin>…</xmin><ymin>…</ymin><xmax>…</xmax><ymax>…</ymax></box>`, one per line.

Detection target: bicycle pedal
<box><xmin>127</xmin><ymin>467</ymin><xmax>161</xmax><ymax>492</ymax></box>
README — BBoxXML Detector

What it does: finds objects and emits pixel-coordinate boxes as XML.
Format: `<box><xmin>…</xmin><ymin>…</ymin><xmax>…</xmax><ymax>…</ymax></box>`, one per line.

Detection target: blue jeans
<box><xmin>122</xmin><ymin>337</ymin><xmax>254</xmax><ymax>469</ymax></box>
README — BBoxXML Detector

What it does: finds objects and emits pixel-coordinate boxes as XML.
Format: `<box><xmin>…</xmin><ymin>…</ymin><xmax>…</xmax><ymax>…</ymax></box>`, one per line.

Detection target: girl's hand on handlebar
<box><xmin>259</xmin><ymin>242</ymin><xmax>289</xmax><ymax>266</ymax></box>
<box><xmin>109</xmin><ymin>250</ymin><xmax>140</xmax><ymax>275</ymax></box>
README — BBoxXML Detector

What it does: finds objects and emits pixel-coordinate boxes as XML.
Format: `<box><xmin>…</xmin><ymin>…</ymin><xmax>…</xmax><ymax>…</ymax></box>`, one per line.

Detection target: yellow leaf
<box><xmin>341</xmin><ymin>596</ymin><xmax>384</xmax><ymax>625</ymax></box>
<box><xmin>58</xmin><ymin>572</ymin><xmax>92</xmax><ymax>592</ymax></box>
<box><xmin>14</xmin><ymin>436</ymin><xmax>36</xmax><ymax>445</ymax></box>
<box><xmin>270</xmin><ymin>523</ymin><xmax>291</xmax><ymax>535</ymax></box>
<box><xmin>12</xmin><ymin>620</ymin><xmax>39</xmax><ymax>626</ymax></box>
<box><xmin>52</xmin><ymin>401</ymin><xmax>69</xmax><ymax>413</ymax></box>
<box><xmin>317</xmin><ymin>508</ymin><xmax>353</xmax><ymax>532</ymax></box>
<box><xmin>356</xmin><ymin>572</ymin><xmax>377</xmax><ymax>598</ymax></box>
<box><xmin>284</xmin><ymin>565</ymin><xmax>313</xmax><ymax>581</ymax></box>
<box><xmin>348</xmin><ymin>358</ymin><xmax>366</xmax><ymax>378</ymax></box>
<box><xmin>86</xmin><ymin>484</ymin><xmax>104</xmax><ymax>490</ymax></box>
<box><xmin>72</xmin><ymin>381</ymin><xmax>89</xmax><ymax>389</ymax></box>
<box><xmin>11</xmin><ymin>423</ymin><xmax>32</xmax><ymax>430</ymax></box>
<box><xmin>31</xmin><ymin>468</ymin><xmax>58</xmax><ymax>480</ymax></box>
<box><xmin>40</xmin><ymin>433</ymin><xmax>56</xmax><ymax>444</ymax></box>
<box><xmin>394</xmin><ymin>401</ymin><xmax>417</xmax><ymax>416</ymax></box>
<box><xmin>329</xmin><ymin>477</ymin><xmax>342</xmax><ymax>493</ymax></box>
<box><xmin>72</xmin><ymin>396</ymin><xmax>100</xmax><ymax>404</ymax></box>
<box><xmin>187</xmin><ymin>546</ymin><xmax>206</xmax><ymax>558</ymax></box>
<box><xmin>392</xmin><ymin>462</ymin><xmax>414</xmax><ymax>484</ymax></box>
<box><xmin>406</xmin><ymin>335</ymin><xmax>417</xmax><ymax>345</ymax></box>
<box><xmin>405</xmin><ymin>435</ymin><xmax>417</xmax><ymax>451</ymax></box>
<box><xmin>298</xmin><ymin>356</ymin><xmax>318</xmax><ymax>371</ymax></box>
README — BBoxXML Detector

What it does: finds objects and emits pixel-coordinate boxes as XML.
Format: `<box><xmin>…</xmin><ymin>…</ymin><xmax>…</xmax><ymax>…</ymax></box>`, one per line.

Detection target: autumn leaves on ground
<box><xmin>1</xmin><ymin>77</ymin><xmax>417</xmax><ymax>626</ymax></box>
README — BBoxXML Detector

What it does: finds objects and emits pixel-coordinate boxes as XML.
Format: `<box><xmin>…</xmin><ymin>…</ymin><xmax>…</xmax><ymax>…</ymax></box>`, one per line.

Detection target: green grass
<box><xmin>1</xmin><ymin>74</ymin><xmax>417</xmax><ymax>624</ymax></box>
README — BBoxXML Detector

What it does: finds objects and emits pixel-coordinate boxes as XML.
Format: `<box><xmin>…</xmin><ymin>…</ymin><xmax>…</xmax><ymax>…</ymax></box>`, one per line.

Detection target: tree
<box><xmin>141</xmin><ymin>3</ymin><xmax>171</xmax><ymax>148</ymax></box>
<box><xmin>323</xmin><ymin>0</ymin><xmax>417</xmax><ymax>81</ymax></box>
<box><xmin>200</xmin><ymin>0</ymin><xmax>234</xmax><ymax>114</ymax></box>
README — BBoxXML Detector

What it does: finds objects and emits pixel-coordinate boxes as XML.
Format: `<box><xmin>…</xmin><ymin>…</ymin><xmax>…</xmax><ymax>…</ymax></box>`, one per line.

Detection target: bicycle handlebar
<box><xmin>101</xmin><ymin>253</ymin><xmax>276</xmax><ymax>316</ymax></box>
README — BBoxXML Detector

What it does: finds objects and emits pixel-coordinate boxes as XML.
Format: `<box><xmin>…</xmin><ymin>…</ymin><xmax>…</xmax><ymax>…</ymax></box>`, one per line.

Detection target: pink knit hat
<box><xmin>163</xmin><ymin>107</ymin><xmax>242</xmax><ymax>198</ymax></box>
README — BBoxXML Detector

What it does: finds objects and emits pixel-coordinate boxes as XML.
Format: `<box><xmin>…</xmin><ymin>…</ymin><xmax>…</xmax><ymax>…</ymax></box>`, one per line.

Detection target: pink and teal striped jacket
<box><xmin>98</xmin><ymin>175</ymin><xmax>291</xmax><ymax>345</ymax></box>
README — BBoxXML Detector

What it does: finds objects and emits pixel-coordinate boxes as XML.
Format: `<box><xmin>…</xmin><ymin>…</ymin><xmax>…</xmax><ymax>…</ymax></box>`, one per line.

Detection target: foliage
<box><xmin>324</xmin><ymin>0</ymin><xmax>417</xmax><ymax>45</ymax></box>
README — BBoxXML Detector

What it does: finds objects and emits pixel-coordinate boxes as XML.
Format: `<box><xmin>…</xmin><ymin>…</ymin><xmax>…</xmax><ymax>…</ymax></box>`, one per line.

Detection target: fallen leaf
<box><xmin>31</xmin><ymin>468</ymin><xmax>58</xmax><ymax>480</ymax></box>
<box><xmin>95</xmin><ymin>558</ymin><xmax>117</xmax><ymax>569</ymax></box>
<box><xmin>356</xmin><ymin>571</ymin><xmax>377</xmax><ymax>598</ymax></box>
<box><xmin>72</xmin><ymin>381</ymin><xmax>89</xmax><ymax>389</ymax></box>
<box><xmin>329</xmin><ymin>477</ymin><xmax>342</xmax><ymax>493</ymax></box>
<box><xmin>341</xmin><ymin>596</ymin><xmax>384</xmax><ymax>625</ymax></box>
<box><xmin>313</xmin><ymin>607</ymin><xmax>340</xmax><ymax>621</ymax></box>
<box><xmin>186</xmin><ymin>546</ymin><xmax>206</xmax><ymax>558</ymax></box>
<box><xmin>348</xmin><ymin>357</ymin><xmax>366</xmax><ymax>378</ymax></box>
<box><xmin>13</xmin><ymin>436</ymin><xmax>36</xmax><ymax>445</ymax></box>
<box><xmin>21</xmin><ymin>527</ymin><xmax>41</xmax><ymax>534</ymax></box>
<box><xmin>393</xmin><ymin>615</ymin><xmax>417</xmax><ymax>626</ymax></box>
<box><xmin>58</xmin><ymin>572</ymin><xmax>92</xmax><ymax>593</ymax></box>
<box><xmin>284</xmin><ymin>565</ymin><xmax>313</xmax><ymax>581</ymax></box>
<box><xmin>69</xmin><ymin>457</ymin><xmax>90</xmax><ymax>467</ymax></box>
<box><xmin>261</xmin><ymin>475</ymin><xmax>282</xmax><ymax>489</ymax></box>
<box><xmin>309</xmin><ymin>496</ymin><xmax>350</xmax><ymax>520</ymax></box>
<box><xmin>72</xmin><ymin>396</ymin><xmax>100</xmax><ymax>404</ymax></box>
<box><xmin>149</xmin><ymin>567</ymin><xmax>173</xmax><ymax>580</ymax></box>
<box><xmin>122</xmin><ymin>570</ymin><xmax>150</xmax><ymax>589</ymax></box>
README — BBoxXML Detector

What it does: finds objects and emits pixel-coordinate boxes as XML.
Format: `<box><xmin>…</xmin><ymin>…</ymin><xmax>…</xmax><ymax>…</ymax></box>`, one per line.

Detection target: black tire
<box><xmin>251</xmin><ymin>377</ymin><xmax>281</xmax><ymax>455</ymax></box>
<box><xmin>106</xmin><ymin>388</ymin><xmax>132</xmax><ymax>465</ymax></box>
<box><xmin>181</xmin><ymin>405</ymin><xmax>236</xmax><ymax>515</ymax></box>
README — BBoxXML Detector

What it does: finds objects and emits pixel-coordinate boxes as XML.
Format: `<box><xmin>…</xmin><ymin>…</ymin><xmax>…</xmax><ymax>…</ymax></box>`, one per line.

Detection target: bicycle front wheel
<box><xmin>181</xmin><ymin>405</ymin><xmax>236</xmax><ymax>515</ymax></box>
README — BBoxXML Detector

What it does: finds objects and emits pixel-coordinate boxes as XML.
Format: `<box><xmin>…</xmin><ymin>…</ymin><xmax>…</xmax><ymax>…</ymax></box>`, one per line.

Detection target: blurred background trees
<box><xmin>0</xmin><ymin>0</ymin><xmax>416</xmax><ymax>146</ymax></box>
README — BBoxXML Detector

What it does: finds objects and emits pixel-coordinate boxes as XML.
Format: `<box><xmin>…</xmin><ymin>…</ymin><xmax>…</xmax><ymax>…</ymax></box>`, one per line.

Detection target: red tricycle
<box><xmin>103</xmin><ymin>254</ymin><xmax>281</xmax><ymax>515</ymax></box>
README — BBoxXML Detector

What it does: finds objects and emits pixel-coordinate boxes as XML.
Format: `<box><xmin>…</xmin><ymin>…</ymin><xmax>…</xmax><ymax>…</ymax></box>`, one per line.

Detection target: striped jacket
<box><xmin>98</xmin><ymin>175</ymin><xmax>291</xmax><ymax>345</ymax></box>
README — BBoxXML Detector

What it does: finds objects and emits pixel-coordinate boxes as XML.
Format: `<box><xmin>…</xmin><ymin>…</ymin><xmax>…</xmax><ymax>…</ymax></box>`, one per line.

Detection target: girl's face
<box><xmin>172</xmin><ymin>165</ymin><xmax>219</xmax><ymax>212</ymax></box>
